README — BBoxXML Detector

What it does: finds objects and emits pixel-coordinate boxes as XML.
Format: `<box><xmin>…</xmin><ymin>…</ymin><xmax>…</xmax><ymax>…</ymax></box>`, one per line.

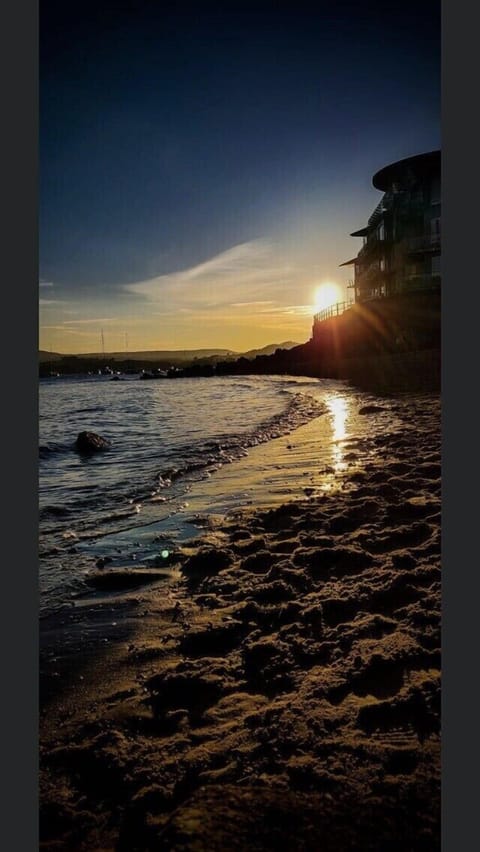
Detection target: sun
<box><xmin>313</xmin><ymin>282</ymin><xmax>342</xmax><ymax>313</ymax></box>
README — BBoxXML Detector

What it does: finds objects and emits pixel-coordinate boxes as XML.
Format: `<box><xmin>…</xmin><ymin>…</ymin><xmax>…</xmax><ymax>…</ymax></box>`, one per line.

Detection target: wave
<box><xmin>39</xmin><ymin>388</ymin><xmax>326</xmax><ymax>571</ymax></box>
<box><xmin>39</xmin><ymin>383</ymin><xmax>329</xmax><ymax>614</ymax></box>
<box><xmin>40</xmin><ymin>504</ymin><xmax>73</xmax><ymax>519</ymax></box>
<box><xmin>39</xmin><ymin>441</ymin><xmax>75</xmax><ymax>458</ymax></box>
<box><xmin>149</xmin><ymin>391</ymin><xmax>326</xmax><ymax>491</ymax></box>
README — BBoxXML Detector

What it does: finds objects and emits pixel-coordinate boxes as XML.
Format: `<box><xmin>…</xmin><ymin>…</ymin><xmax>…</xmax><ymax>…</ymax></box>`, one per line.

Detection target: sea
<box><xmin>39</xmin><ymin>373</ymin><xmax>333</xmax><ymax>614</ymax></box>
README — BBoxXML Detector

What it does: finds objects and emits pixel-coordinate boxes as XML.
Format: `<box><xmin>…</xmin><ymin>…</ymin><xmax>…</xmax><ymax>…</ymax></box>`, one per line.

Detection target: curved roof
<box><xmin>350</xmin><ymin>226</ymin><xmax>370</xmax><ymax>237</ymax></box>
<box><xmin>372</xmin><ymin>150</ymin><xmax>440</xmax><ymax>191</ymax></box>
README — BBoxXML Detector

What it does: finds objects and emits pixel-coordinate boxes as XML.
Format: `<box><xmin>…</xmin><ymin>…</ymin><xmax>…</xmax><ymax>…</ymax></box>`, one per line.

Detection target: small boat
<box><xmin>139</xmin><ymin>368</ymin><xmax>168</xmax><ymax>380</ymax></box>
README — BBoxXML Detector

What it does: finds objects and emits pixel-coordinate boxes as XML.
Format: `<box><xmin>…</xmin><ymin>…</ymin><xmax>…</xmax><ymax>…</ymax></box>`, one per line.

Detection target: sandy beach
<box><xmin>40</xmin><ymin>391</ymin><xmax>440</xmax><ymax>851</ymax></box>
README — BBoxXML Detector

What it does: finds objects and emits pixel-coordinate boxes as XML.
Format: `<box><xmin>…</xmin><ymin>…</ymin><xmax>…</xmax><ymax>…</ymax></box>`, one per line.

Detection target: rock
<box><xmin>75</xmin><ymin>431</ymin><xmax>110</xmax><ymax>453</ymax></box>
<box><xmin>95</xmin><ymin>556</ymin><xmax>112</xmax><ymax>569</ymax></box>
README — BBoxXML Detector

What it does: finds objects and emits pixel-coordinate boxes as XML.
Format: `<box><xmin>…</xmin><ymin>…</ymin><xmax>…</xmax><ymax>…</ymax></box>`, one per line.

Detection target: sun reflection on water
<box><xmin>327</xmin><ymin>395</ymin><xmax>349</xmax><ymax>471</ymax></box>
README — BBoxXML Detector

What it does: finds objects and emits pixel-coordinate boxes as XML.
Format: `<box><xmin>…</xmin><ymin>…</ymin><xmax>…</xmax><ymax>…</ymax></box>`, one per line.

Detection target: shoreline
<box><xmin>39</xmin><ymin>378</ymin><xmax>404</xmax><ymax>617</ymax></box>
<box><xmin>38</xmin><ymin>375</ymin><xmax>326</xmax><ymax>615</ymax></box>
<box><xmin>40</xmin><ymin>390</ymin><xmax>441</xmax><ymax>851</ymax></box>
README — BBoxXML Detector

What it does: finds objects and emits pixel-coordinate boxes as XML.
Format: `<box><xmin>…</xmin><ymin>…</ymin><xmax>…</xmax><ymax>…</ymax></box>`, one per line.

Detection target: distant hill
<box><xmin>241</xmin><ymin>341</ymin><xmax>299</xmax><ymax>359</ymax></box>
<box><xmin>39</xmin><ymin>350</ymin><xmax>63</xmax><ymax>362</ymax></box>
<box><xmin>39</xmin><ymin>342</ymin><xmax>300</xmax><ymax>365</ymax></box>
<box><xmin>39</xmin><ymin>348</ymin><xmax>234</xmax><ymax>364</ymax></box>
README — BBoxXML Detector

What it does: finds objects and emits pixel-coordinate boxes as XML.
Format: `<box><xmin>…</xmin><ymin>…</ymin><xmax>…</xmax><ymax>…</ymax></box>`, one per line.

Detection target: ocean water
<box><xmin>39</xmin><ymin>373</ymin><xmax>326</xmax><ymax>613</ymax></box>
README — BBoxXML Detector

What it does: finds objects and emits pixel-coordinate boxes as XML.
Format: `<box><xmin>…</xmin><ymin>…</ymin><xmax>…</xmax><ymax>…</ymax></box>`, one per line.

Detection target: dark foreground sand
<box><xmin>40</xmin><ymin>394</ymin><xmax>440</xmax><ymax>851</ymax></box>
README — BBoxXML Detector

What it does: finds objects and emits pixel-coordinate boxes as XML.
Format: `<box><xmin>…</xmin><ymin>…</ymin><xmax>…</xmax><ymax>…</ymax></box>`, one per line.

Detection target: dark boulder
<box><xmin>75</xmin><ymin>431</ymin><xmax>111</xmax><ymax>453</ymax></box>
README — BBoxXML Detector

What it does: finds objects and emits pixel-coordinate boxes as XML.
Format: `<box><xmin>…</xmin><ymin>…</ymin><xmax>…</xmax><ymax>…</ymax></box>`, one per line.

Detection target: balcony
<box><xmin>354</xmin><ymin>266</ymin><xmax>392</xmax><ymax>303</ymax></box>
<box><xmin>406</xmin><ymin>235</ymin><xmax>441</xmax><ymax>254</ymax></box>
<box><xmin>355</xmin><ymin>266</ymin><xmax>389</xmax><ymax>287</ymax></box>
<box><xmin>403</xmin><ymin>274</ymin><xmax>441</xmax><ymax>292</ymax></box>
<box><xmin>357</xmin><ymin>238</ymin><xmax>391</xmax><ymax>261</ymax></box>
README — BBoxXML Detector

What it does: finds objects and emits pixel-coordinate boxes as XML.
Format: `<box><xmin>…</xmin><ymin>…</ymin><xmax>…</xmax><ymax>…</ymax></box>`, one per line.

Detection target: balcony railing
<box><xmin>406</xmin><ymin>235</ymin><xmax>441</xmax><ymax>253</ymax></box>
<box><xmin>357</xmin><ymin>237</ymin><xmax>390</xmax><ymax>260</ymax></box>
<box><xmin>355</xmin><ymin>267</ymin><xmax>389</xmax><ymax>287</ymax></box>
<box><xmin>403</xmin><ymin>274</ymin><xmax>441</xmax><ymax>291</ymax></box>
<box><xmin>313</xmin><ymin>300</ymin><xmax>354</xmax><ymax>323</ymax></box>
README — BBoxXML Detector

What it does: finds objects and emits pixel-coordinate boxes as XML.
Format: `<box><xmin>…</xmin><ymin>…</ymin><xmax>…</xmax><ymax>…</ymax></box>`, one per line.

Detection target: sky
<box><xmin>40</xmin><ymin>0</ymin><xmax>440</xmax><ymax>354</ymax></box>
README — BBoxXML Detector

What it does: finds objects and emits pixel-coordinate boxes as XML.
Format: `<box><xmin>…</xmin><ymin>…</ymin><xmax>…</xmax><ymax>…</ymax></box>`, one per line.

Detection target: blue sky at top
<box><xmin>40</xmin><ymin>0</ymin><xmax>440</xmax><ymax>352</ymax></box>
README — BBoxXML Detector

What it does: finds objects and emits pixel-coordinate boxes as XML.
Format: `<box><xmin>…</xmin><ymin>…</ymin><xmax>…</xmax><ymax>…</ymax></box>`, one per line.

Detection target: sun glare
<box><xmin>314</xmin><ymin>282</ymin><xmax>342</xmax><ymax>313</ymax></box>
<box><xmin>328</xmin><ymin>395</ymin><xmax>348</xmax><ymax>471</ymax></box>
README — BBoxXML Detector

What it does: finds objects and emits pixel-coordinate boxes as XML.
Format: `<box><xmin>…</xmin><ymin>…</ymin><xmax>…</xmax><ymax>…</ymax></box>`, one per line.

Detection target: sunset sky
<box><xmin>40</xmin><ymin>0</ymin><xmax>440</xmax><ymax>354</ymax></box>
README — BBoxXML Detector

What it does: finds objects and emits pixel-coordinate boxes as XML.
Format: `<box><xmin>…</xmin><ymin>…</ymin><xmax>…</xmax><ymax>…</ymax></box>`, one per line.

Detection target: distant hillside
<box><xmin>241</xmin><ymin>341</ymin><xmax>299</xmax><ymax>359</ymax></box>
<box><xmin>39</xmin><ymin>342</ymin><xmax>300</xmax><ymax>365</ymax></box>
<box><xmin>39</xmin><ymin>348</ymin><xmax>234</xmax><ymax>364</ymax></box>
<box><xmin>39</xmin><ymin>350</ymin><xmax>63</xmax><ymax>362</ymax></box>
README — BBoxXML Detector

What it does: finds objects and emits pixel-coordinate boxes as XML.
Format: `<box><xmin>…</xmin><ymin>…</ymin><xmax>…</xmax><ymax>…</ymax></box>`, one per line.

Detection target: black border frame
<box><xmin>3</xmin><ymin>0</ymin><xmax>478</xmax><ymax>848</ymax></box>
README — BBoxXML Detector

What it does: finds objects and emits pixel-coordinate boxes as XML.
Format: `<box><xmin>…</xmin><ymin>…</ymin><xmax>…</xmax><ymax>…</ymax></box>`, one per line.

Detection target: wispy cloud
<box><xmin>41</xmin><ymin>325</ymin><xmax>93</xmax><ymax>337</ymax></box>
<box><xmin>39</xmin><ymin>280</ymin><xmax>54</xmax><ymax>288</ymax></box>
<box><xmin>231</xmin><ymin>300</ymin><xmax>276</xmax><ymax>308</ymax></box>
<box><xmin>62</xmin><ymin>317</ymin><xmax>116</xmax><ymax>325</ymax></box>
<box><xmin>124</xmin><ymin>240</ymin><xmax>296</xmax><ymax>309</ymax></box>
<box><xmin>258</xmin><ymin>304</ymin><xmax>313</xmax><ymax>316</ymax></box>
<box><xmin>39</xmin><ymin>240</ymin><xmax>319</xmax><ymax>353</ymax></box>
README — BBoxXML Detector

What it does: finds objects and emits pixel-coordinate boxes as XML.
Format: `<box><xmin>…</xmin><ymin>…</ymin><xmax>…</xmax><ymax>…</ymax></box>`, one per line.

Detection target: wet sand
<box><xmin>40</xmin><ymin>391</ymin><xmax>440</xmax><ymax>851</ymax></box>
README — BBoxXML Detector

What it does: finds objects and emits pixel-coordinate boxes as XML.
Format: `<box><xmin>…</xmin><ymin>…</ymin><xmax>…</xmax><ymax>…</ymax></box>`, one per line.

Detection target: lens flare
<box><xmin>314</xmin><ymin>282</ymin><xmax>342</xmax><ymax>312</ymax></box>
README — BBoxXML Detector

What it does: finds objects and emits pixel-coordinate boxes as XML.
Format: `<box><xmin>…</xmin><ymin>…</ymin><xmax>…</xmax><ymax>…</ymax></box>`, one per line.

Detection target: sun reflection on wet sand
<box><xmin>326</xmin><ymin>394</ymin><xmax>349</xmax><ymax>472</ymax></box>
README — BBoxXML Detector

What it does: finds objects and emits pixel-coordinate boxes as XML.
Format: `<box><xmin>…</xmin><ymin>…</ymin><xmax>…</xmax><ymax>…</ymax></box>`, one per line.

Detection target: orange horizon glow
<box><xmin>39</xmin><ymin>245</ymin><xmax>350</xmax><ymax>354</ymax></box>
<box><xmin>38</xmin><ymin>316</ymin><xmax>315</xmax><ymax>356</ymax></box>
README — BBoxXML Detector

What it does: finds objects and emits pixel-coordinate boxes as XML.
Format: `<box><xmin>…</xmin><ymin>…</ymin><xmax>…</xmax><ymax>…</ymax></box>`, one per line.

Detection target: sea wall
<box><xmin>320</xmin><ymin>348</ymin><xmax>440</xmax><ymax>393</ymax></box>
<box><xmin>311</xmin><ymin>290</ymin><xmax>441</xmax><ymax>357</ymax></box>
<box><xmin>212</xmin><ymin>292</ymin><xmax>441</xmax><ymax>393</ymax></box>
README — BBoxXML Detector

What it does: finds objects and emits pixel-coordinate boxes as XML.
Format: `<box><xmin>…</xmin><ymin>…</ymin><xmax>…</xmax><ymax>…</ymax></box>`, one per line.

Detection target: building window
<box><xmin>408</xmin><ymin>262</ymin><xmax>422</xmax><ymax>277</ymax></box>
<box><xmin>430</xmin><ymin>218</ymin><xmax>440</xmax><ymax>246</ymax></box>
<box><xmin>432</xmin><ymin>255</ymin><xmax>441</xmax><ymax>275</ymax></box>
<box><xmin>431</xmin><ymin>176</ymin><xmax>441</xmax><ymax>204</ymax></box>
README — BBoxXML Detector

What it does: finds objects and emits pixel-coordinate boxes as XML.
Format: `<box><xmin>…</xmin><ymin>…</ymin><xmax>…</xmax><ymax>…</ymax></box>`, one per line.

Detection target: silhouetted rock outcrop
<box><xmin>75</xmin><ymin>431</ymin><xmax>110</xmax><ymax>453</ymax></box>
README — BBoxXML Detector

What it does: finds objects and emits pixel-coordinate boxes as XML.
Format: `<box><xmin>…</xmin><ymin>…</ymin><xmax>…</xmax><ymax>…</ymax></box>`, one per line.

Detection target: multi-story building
<box><xmin>340</xmin><ymin>150</ymin><xmax>440</xmax><ymax>303</ymax></box>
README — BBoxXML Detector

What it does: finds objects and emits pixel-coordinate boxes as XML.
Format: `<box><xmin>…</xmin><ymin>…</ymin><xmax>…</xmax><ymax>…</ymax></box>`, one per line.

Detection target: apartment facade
<box><xmin>341</xmin><ymin>150</ymin><xmax>441</xmax><ymax>303</ymax></box>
